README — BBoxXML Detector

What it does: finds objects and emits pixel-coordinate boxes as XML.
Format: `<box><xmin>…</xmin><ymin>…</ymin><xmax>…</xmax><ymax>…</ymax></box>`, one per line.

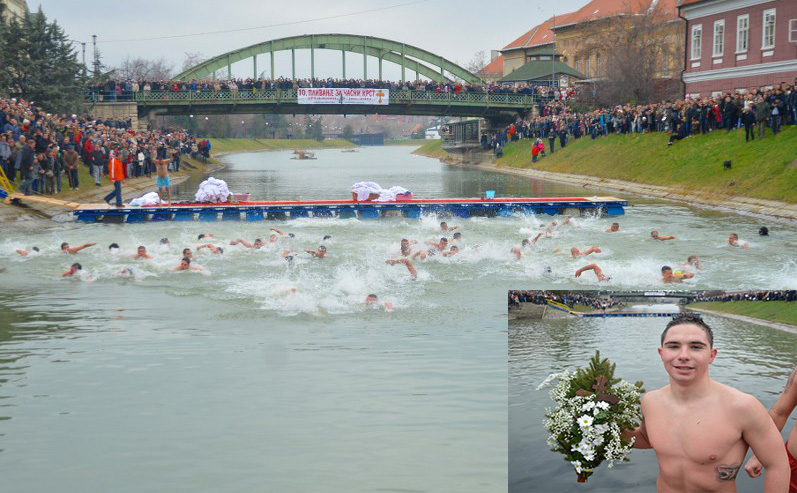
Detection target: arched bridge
<box><xmin>96</xmin><ymin>34</ymin><xmax>536</xmax><ymax>123</ymax></box>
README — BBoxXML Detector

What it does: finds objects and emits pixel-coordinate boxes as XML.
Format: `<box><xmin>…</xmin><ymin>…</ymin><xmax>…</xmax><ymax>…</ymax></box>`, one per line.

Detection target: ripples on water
<box><xmin>509</xmin><ymin>315</ymin><xmax>797</xmax><ymax>493</ymax></box>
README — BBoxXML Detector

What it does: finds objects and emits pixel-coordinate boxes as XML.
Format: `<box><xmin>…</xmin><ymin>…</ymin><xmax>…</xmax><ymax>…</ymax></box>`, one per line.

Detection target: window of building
<box><xmin>789</xmin><ymin>19</ymin><xmax>797</xmax><ymax>43</ymax></box>
<box><xmin>691</xmin><ymin>24</ymin><xmax>702</xmax><ymax>60</ymax></box>
<box><xmin>736</xmin><ymin>14</ymin><xmax>749</xmax><ymax>53</ymax></box>
<box><xmin>762</xmin><ymin>9</ymin><xmax>776</xmax><ymax>50</ymax></box>
<box><xmin>585</xmin><ymin>58</ymin><xmax>590</xmax><ymax>78</ymax></box>
<box><xmin>713</xmin><ymin>19</ymin><xmax>725</xmax><ymax>57</ymax></box>
<box><xmin>596</xmin><ymin>53</ymin><xmax>602</xmax><ymax>76</ymax></box>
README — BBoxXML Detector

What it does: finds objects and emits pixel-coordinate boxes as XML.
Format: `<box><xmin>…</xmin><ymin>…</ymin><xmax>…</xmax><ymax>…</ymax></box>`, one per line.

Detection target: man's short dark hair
<box><xmin>109</xmin><ymin>243</ymin><xmax>119</xmax><ymax>249</ymax></box>
<box><xmin>182</xmin><ymin>257</ymin><xmax>191</xmax><ymax>265</ymax></box>
<box><xmin>61</xmin><ymin>242</ymin><xmax>68</xmax><ymax>249</ymax></box>
<box><xmin>662</xmin><ymin>313</ymin><xmax>714</xmax><ymax>348</ymax></box>
<box><xmin>72</xmin><ymin>262</ymin><xmax>82</xmax><ymax>270</ymax></box>
<box><xmin>182</xmin><ymin>248</ymin><xmax>191</xmax><ymax>255</ymax></box>
<box><xmin>198</xmin><ymin>234</ymin><xmax>205</xmax><ymax>240</ymax></box>
<box><xmin>32</xmin><ymin>247</ymin><xmax>39</xmax><ymax>252</ymax></box>
<box><xmin>661</xmin><ymin>265</ymin><xmax>672</xmax><ymax>273</ymax></box>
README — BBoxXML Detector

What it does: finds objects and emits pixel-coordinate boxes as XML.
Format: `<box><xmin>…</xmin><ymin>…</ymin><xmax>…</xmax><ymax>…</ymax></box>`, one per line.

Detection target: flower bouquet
<box><xmin>538</xmin><ymin>351</ymin><xmax>644</xmax><ymax>483</ymax></box>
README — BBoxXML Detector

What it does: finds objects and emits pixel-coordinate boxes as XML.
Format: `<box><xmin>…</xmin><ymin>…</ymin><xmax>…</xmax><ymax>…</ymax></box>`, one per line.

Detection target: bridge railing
<box><xmin>87</xmin><ymin>90</ymin><xmax>536</xmax><ymax>107</ymax></box>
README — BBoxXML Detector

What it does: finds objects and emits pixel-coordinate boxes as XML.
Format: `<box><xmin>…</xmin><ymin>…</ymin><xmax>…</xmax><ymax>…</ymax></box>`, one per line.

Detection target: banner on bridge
<box><xmin>297</xmin><ymin>88</ymin><xmax>389</xmax><ymax>105</ymax></box>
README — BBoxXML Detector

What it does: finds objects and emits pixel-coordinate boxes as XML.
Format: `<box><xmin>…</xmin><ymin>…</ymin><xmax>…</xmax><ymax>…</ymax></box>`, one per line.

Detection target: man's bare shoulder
<box><xmin>712</xmin><ymin>381</ymin><xmax>763</xmax><ymax>415</ymax></box>
<box><xmin>641</xmin><ymin>386</ymin><xmax>669</xmax><ymax>408</ymax></box>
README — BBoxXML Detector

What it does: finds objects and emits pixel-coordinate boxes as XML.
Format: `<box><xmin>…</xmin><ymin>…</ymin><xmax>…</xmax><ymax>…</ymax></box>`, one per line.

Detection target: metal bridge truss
<box><xmin>174</xmin><ymin>34</ymin><xmax>484</xmax><ymax>85</ymax></box>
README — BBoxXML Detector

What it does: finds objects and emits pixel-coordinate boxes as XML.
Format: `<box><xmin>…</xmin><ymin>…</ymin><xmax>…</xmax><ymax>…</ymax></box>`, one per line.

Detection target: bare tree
<box><xmin>576</xmin><ymin>2</ymin><xmax>684</xmax><ymax>106</ymax></box>
<box><xmin>463</xmin><ymin>50</ymin><xmax>489</xmax><ymax>74</ymax></box>
<box><xmin>113</xmin><ymin>56</ymin><xmax>173</xmax><ymax>80</ymax></box>
<box><xmin>181</xmin><ymin>52</ymin><xmax>208</xmax><ymax>73</ymax></box>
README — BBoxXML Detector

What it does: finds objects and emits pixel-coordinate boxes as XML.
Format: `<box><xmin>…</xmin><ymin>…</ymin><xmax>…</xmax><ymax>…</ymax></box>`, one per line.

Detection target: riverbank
<box><xmin>413</xmin><ymin>131</ymin><xmax>797</xmax><ymax>221</ymax></box>
<box><xmin>208</xmin><ymin>138</ymin><xmax>354</xmax><ymax>154</ymax></box>
<box><xmin>688</xmin><ymin>301</ymin><xmax>797</xmax><ymax>328</ymax></box>
<box><xmin>0</xmin><ymin>153</ymin><xmax>222</xmax><ymax>225</ymax></box>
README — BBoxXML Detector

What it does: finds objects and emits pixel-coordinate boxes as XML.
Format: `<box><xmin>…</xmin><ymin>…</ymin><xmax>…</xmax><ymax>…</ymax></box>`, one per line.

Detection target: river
<box><xmin>0</xmin><ymin>146</ymin><xmax>795</xmax><ymax>492</ymax></box>
<box><xmin>509</xmin><ymin>310</ymin><xmax>797</xmax><ymax>492</ymax></box>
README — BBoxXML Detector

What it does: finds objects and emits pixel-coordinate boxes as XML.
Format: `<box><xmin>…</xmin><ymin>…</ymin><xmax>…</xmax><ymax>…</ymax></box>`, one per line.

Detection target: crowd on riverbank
<box><xmin>488</xmin><ymin>83</ymin><xmax>797</xmax><ymax>155</ymax></box>
<box><xmin>508</xmin><ymin>290</ymin><xmax>621</xmax><ymax>310</ymax></box>
<box><xmin>0</xmin><ymin>97</ymin><xmax>213</xmax><ymax>196</ymax></box>
<box><xmin>87</xmin><ymin>77</ymin><xmax>563</xmax><ymax>101</ymax></box>
<box><xmin>694</xmin><ymin>290</ymin><xmax>797</xmax><ymax>303</ymax></box>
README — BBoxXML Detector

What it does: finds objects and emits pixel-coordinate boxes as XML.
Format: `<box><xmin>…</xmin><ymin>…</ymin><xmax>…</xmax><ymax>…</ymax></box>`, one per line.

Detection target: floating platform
<box><xmin>580</xmin><ymin>312</ymin><xmax>698</xmax><ymax>318</ymax></box>
<box><xmin>71</xmin><ymin>196</ymin><xmax>627</xmax><ymax>223</ymax></box>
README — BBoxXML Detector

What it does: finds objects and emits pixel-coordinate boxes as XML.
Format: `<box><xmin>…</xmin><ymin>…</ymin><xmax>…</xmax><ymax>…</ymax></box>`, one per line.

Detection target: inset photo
<box><xmin>509</xmin><ymin>289</ymin><xmax>797</xmax><ymax>493</ymax></box>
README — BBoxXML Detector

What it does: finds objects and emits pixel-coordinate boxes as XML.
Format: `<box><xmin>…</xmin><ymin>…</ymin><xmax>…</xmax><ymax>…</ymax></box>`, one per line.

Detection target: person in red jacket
<box><xmin>531</xmin><ymin>142</ymin><xmax>540</xmax><ymax>163</ymax></box>
<box><xmin>103</xmin><ymin>150</ymin><xmax>125</xmax><ymax>207</ymax></box>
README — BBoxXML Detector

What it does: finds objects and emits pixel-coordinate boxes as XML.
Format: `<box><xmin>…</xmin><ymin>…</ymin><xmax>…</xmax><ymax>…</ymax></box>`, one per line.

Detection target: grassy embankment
<box><xmin>688</xmin><ymin>301</ymin><xmax>797</xmax><ymax>326</ymax></box>
<box><xmin>498</xmin><ymin>126</ymin><xmax>797</xmax><ymax>203</ymax></box>
<box><xmin>412</xmin><ymin>139</ymin><xmax>449</xmax><ymax>160</ymax></box>
<box><xmin>207</xmin><ymin>138</ymin><xmax>354</xmax><ymax>154</ymax></box>
<box><xmin>385</xmin><ymin>139</ymin><xmax>428</xmax><ymax>146</ymax></box>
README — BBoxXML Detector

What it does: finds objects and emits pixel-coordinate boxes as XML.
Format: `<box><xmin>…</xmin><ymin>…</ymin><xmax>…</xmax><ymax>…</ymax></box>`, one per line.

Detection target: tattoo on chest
<box><xmin>716</xmin><ymin>464</ymin><xmax>740</xmax><ymax>481</ymax></box>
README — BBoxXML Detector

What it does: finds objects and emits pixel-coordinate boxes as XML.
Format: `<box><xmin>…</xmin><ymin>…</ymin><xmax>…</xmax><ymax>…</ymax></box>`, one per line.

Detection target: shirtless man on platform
<box><xmin>154</xmin><ymin>149</ymin><xmax>171</xmax><ymax>205</ymax></box>
<box><xmin>625</xmin><ymin>315</ymin><xmax>788</xmax><ymax>492</ymax></box>
<box><xmin>745</xmin><ymin>364</ymin><xmax>797</xmax><ymax>492</ymax></box>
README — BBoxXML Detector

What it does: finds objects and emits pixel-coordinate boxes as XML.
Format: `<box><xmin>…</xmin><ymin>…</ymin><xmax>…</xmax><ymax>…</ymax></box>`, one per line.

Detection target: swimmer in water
<box><xmin>197</xmin><ymin>233</ymin><xmax>215</xmax><ymax>240</ymax></box>
<box><xmin>323</xmin><ymin>235</ymin><xmax>332</xmax><ymax>242</ymax></box>
<box><xmin>119</xmin><ymin>267</ymin><xmax>135</xmax><ymax>278</ymax></box>
<box><xmin>681</xmin><ymin>255</ymin><xmax>702</xmax><ymax>270</ymax></box>
<box><xmin>400</xmin><ymin>238</ymin><xmax>414</xmax><ymax>257</ymax></box>
<box><xmin>606</xmin><ymin>222</ymin><xmax>620</xmax><ymax>233</ymax></box>
<box><xmin>451</xmin><ymin>232</ymin><xmax>462</xmax><ymax>243</ymax></box>
<box><xmin>174</xmin><ymin>257</ymin><xmax>203</xmax><ymax>271</ymax></box>
<box><xmin>511</xmin><ymin>239</ymin><xmax>531</xmax><ymax>259</ymax></box>
<box><xmin>268</xmin><ymin>227</ymin><xmax>287</xmax><ymax>242</ymax></box>
<box><xmin>197</xmin><ymin>244</ymin><xmax>223</xmax><ymax>255</ymax></box>
<box><xmin>570</xmin><ymin>246</ymin><xmax>602</xmax><ymax>258</ymax></box>
<box><xmin>440</xmin><ymin>221</ymin><xmax>459</xmax><ymax>232</ymax></box>
<box><xmin>426</xmin><ymin>237</ymin><xmax>449</xmax><ymax>251</ymax></box>
<box><xmin>575</xmin><ymin>263</ymin><xmax>610</xmax><ymax>282</ymax></box>
<box><xmin>385</xmin><ymin>258</ymin><xmax>418</xmax><ymax>280</ymax></box>
<box><xmin>108</xmin><ymin>243</ymin><xmax>120</xmax><ymax>252</ymax></box>
<box><xmin>62</xmin><ymin>262</ymin><xmax>82</xmax><ymax>277</ymax></box>
<box><xmin>759</xmin><ymin>227</ymin><xmax>769</xmax><ymax>236</ymax></box>
<box><xmin>651</xmin><ymin>231</ymin><xmax>676</xmax><ymax>241</ymax></box>
<box><xmin>728</xmin><ymin>233</ymin><xmax>750</xmax><ymax>249</ymax></box>
<box><xmin>441</xmin><ymin>245</ymin><xmax>460</xmax><ymax>257</ymax></box>
<box><xmin>182</xmin><ymin>248</ymin><xmax>193</xmax><ymax>259</ymax></box>
<box><xmin>16</xmin><ymin>247</ymin><xmax>40</xmax><ymax>256</ymax></box>
<box><xmin>560</xmin><ymin>216</ymin><xmax>576</xmax><ymax>228</ymax></box>
<box><xmin>61</xmin><ymin>242</ymin><xmax>96</xmax><ymax>254</ymax></box>
<box><xmin>305</xmin><ymin>245</ymin><xmax>327</xmax><ymax>258</ymax></box>
<box><xmin>160</xmin><ymin>238</ymin><xmax>170</xmax><ymax>246</ymax></box>
<box><xmin>365</xmin><ymin>294</ymin><xmax>394</xmax><ymax>312</ymax></box>
<box><xmin>131</xmin><ymin>245</ymin><xmax>152</xmax><ymax>259</ymax></box>
<box><xmin>229</xmin><ymin>238</ymin><xmax>264</xmax><ymax>249</ymax></box>
<box><xmin>661</xmin><ymin>265</ymin><xmax>694</xmax><ymax>283</ymax></box>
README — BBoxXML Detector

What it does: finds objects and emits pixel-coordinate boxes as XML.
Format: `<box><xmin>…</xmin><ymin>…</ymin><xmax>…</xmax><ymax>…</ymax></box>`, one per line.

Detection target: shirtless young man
<box><xmin>229</xmin><ymin>238</ymin><xmax>264</xmax><ymax>249</ymax></box>
<box><xmin>682</xmin><ymin>255</ymin><xmax>702</xmax><ymax>270</ymax></box>
<box><xmin>197</xmin><ymin>243</ymin><xmax>224</xmax><ymax>255</ymax></box>
<box><xmin>365</xmin><ymin>294</ymin><xmax>393</xmax><ymax>312</ymax></box>
<box><xmin>61</xmin><ymin>242</ymin><xmax>97</xmax><ymax>254</ymax></box>
<box><xmin>62</xmin><ymin>262</ymin><xmax>82</xmax><ymax>277</ymax></box>
<box><xmin>728</xmin><ymin>233</ymin><xmax>750</xmax><ymax>250</ymax></box>
<box><xmin>174</xmin><ymin>257</ymin><xmax>203</xmax><ymax>271</ymax></box>
<box><xmin>305</xmin><ymin>245</ymin><xmax>327</xmax><ymax>258</ymax></box>
<box><xmin>662</xmin><ymin>265</ymin><xmax>695</xmax><ymax>283</ymax></box>
<box><xmin>154</xmin><ymin>149</ymin><xmax>171</xmax><ymax>205</ymax></box>
<box><xmin>651</xmin><ymin>230</ymin><xmax>676</xmax><ymax>241</ymax></box>
<box><xmin>745</xmin><ymin>364</ymin><xmax>797</xmax><ymax>492</ymax></box>
<box><xmin>440</xmin><ymin>221</ymin><xmax>459</xmax><ymax>232</ymax></box>
<box><xmin>570</xmin><ymin>246</ymin><xmax>602</xmax><ymax>258</ymax></box>
<box><xmin>575</xmin><ymin>263</ymin><xmax>609</xmax><ymax>282</ymax></box>
<box><xmin>131</xmin><ymin>246</ymin><xmax>152</xmax><ymax>259</ymax></box>
<box><xmin>385</xmin><ymin>258</ymin><xmax>417</xmax><ymax>280</ymax></box>
<box><xmin>16</xmin><ymin>247</ymin><xmax>40</xmax><ymax>256</ymax></box>
<box><xmin>625</xmin><ymin>315</ymin><xmax>789</xmax><ymax>492</ymax></box>
<box><xmin>606</xmin><ymin>222</ymin><xmax>620</xmax><ymax>233</ymax></box>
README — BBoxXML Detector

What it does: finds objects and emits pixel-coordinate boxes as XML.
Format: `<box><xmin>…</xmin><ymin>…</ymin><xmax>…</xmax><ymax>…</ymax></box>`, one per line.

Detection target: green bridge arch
<box><xmin>174</xmin><ymin>33</ymin><xmax>484</xmax><ymax>85</ymax></box>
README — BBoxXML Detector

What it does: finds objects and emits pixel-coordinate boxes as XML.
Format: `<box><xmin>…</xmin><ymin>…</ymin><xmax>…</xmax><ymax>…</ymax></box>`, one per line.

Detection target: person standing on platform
<box><xmin>103</xmin><ymin>150</ymin><xmax>124</xmax><ymax>207</ymax></box>
<box><xmin>154</xmin><ymin>149</ymin><xmax>172</xmax><ymax>205</ymax></box>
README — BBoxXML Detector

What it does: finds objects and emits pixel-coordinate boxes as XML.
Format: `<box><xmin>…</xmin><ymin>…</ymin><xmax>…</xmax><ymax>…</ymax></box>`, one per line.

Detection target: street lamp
<box><xmin>68</xmin><ymin>39</ymin><xmax>87</xmax><ymax>77</ymax></box>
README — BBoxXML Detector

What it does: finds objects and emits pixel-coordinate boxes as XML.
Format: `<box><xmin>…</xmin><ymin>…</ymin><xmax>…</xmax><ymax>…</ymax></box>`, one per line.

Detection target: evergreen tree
<box><xmin>1</xmin><ymin>7</ymin><xmax>86</xmax><ymax>113</ymax></box>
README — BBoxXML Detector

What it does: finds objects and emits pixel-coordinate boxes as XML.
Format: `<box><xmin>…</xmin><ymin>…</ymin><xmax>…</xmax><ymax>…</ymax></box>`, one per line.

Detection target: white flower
<box><xmin>595</xmin><ymin>401</ymin><xmax>610</xmax><ymax>411</ymax></box>
<box><xmin>592</xmin><ymin>435</ymin><xmax>605</xmax><ymax>447</ymax></box>
<box><xmin>577</xmin><ymin>415</ymin><xmax>594</xmax><ymax>428</ymax></box>
<box><xmin>582</xmin><ymin>401</ymin><xmax>596</xmax><ymax>412</ymax></box>
<box><xmin>583</xmin><ymin>450</ymin><xmax>596</xmax><ymax>461</ymax></box>
<box><xmin>571</xmin><ymin>460</ymin><xmax>582</xmax><ymax>473</ymax></box>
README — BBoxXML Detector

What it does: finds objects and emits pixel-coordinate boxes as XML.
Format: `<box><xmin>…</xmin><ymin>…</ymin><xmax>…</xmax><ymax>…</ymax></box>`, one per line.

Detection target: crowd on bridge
<box><xmin>87</xmin><ymin>77</ymin><xmax>561</xmax><ymax>102</ymax></box>
<box><xmin>508</xmin><ymin>290</ymin><xmax>621</xmax><ymax>311</ymax></box>
<box><xmin>0</xmin><ymin>96</ymin><xmax>212</xmax><ymax>196</ymax></box>
<box><xmin>694</xmin><ymin>290</ymin><xmax>797</xmax><ymax>303</ymax></box>
<box><xmin>487</xmin><ymin>82</ymin><xmax>797</xmax><ymax>155</ymax></box>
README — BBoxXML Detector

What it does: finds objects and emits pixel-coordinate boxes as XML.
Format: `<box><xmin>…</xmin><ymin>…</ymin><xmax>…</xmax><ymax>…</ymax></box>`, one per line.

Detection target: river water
<box><xmin>509</xmin><ymin>310</ymin><xmax>797</xmax><ymax>493</ymax></box>
<box><xmin>0</xmin><ymin>146</ymin><xmax>795</xmax><ymax>492</ymax></box>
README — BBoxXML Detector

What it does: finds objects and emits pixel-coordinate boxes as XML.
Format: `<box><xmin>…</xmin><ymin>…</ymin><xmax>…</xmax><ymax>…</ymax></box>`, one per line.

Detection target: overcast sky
<box><xmin>32</xmin><ymin>0</ymin><xmax>589</xmax><ymax>79</ymax></box>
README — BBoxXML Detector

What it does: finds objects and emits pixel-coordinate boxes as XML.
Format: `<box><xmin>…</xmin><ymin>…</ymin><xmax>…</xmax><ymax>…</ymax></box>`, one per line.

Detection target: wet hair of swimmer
<box><xmin>319</xmin><ymin>245</ymin><xmax>327</xmax><ymax>251</ymax></box>
<box><xmin>453</xmin><ymin>232</ymin><xmax>461</xmax><ymax>239</ymax></box>
<box><xmin>759</xmin><ymin>226</ymin><xmax>769</xmax><ymax>236</ymax></box>
<box><xmin>109</xmin><ymin>243</ymin><xmax>119</xmax><ymax>250</ymax></box>
<box><xmin>32</xmin><ymin>247</ymin><xmax>39</xmax><ymax>252</ymax></box>
<box><xmin>661</xmin><ymin>265</ymin><xmax>672</xmax><ymax>273</ymax></box>
<box><xmin>440</xmin><ymin>237</ymin><xmax>448</xmax><ymax>243</ymax></box>
<box><xmin>72</xmin><ymin>262</ymin><xmax>82</xmax><ymax>270</ymax></box>
<box><xmin>61</xmin><ymin>242</ymin><xmax>69</xmax><ymax>250</ymax></box>
<box><xmin>198</xmin><ymin>234</ymin><xmax>205</xmax><ymax>240</ymax></box>
<box><xmin>323</xmin><ymin>235</ymin><xmax>332</xmax><ymax>241</ymax></box>
<box><xmin>182</xmin><ymin>248</ymin><xmax>191</xmax><ymax>256</ymax></box>
<box><xmin>662</xmin><ymin>313</ymin><xmax>714</xmax><ymax>348</ymax></box>
<box><xmin>288</xmin><ymin>233</ymin><xmax>295</xmax><ymax>238</ymax></box>
<box><xmin>217</xmin><ymin>247</ymin><xmax>223</xmax><ymax>254</ymax></box>
<box><xmin>182</xmin><ymin>257</ymin><xmax>191</xmax><ymax>265</ymax></box>
<box><xmin>160</xmin><ymin>238</ymin><xmax>170</xmax><ymax>244</ymax></box>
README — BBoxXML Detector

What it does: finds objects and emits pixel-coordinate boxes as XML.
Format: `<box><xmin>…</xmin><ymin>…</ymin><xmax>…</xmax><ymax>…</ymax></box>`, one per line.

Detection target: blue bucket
<box><xmin>485</xmin><ymin>190</ymin><xmax>495</xmax><ymax>199</ymax></box>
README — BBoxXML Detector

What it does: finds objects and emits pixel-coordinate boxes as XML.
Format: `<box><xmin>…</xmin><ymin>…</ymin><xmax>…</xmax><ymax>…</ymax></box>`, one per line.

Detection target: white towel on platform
<box><xmin>195</xmin><ymin>177</ymin><xmax>231</xmax><ymax>203</ymax></box>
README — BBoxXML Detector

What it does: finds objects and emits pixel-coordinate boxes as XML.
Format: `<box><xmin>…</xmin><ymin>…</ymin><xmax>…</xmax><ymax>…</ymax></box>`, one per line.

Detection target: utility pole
<box><xmin>92</xmin><ymin>35</ymin><xmax>98</xmax><ymax>78</ymax></box>
<box><xmin>551</xmin><ymin>14</ymin><xmax>556</xmax><ymax>90</ymax></box>
<box><xmin>81</xmin><ymin>42</ymin><xmax>87</xmax><ymax>77</ymax></box>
